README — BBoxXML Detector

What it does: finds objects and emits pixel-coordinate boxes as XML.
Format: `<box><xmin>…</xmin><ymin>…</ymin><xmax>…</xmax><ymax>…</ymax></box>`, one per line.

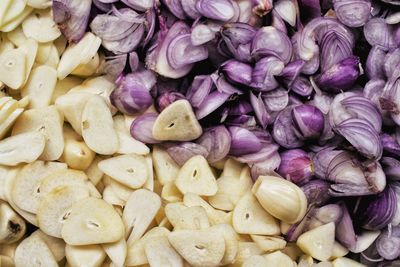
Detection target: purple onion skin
<box><xmin>155</xmin><ymin>91</ymin><xmax>185</xmax><ymax>112</ymax></box>
<box><xmin>110</xmin><ymin>74</ymin><xmax>153</xmax><ymax>115</ymax></box>
<box><xmin>292</xmin><ymin>104</ymin><xmax>325</xmax><ymax>140</ymax></box>
<box><xmin>277</xmin><ymin>149</ymin><xmax>313</xmax><ymax>186</ymax></box>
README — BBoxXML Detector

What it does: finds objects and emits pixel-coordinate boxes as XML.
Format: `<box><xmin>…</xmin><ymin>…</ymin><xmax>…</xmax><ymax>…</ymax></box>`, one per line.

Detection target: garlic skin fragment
<box><xmin>252</xmin><ymin>175</ymin><xmax>308</xmax><ymax>224</ymax></box>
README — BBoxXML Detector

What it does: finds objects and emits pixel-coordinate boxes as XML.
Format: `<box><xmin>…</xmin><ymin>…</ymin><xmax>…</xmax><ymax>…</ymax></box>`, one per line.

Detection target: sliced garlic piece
<box><xmin>161</xmin><ymin>182</ymin><xmax>183</xmax><ymax>203</ymax></box>
<box><xmin>145</xmin><ymin>235</ymin><xmax>184</xmax><ymax>267</ymax></box>
<box><xmin>51</xmin><ymin>76</ymin><xmax>82</xmax><ymax>104</ymax></box>
<box><xmin>61</xmin><ymin>197</ymin><xmax>125</xmax><ymax>246</ymax></box>
<box><xmin>152</xmin><ymin>145</ymin><xmax>180</xmax><ymax>185</ymax></box>
<box><xmin>183</xmin><ymin>193</ymin><xmax>229</xmax><ymax>225</ymax></box>
<box><xmin>102</xmin><ymin>238</ymin><xmax>127</xmax><ymax>267</ymax></box>
<box><xmin>330</xmin><ymin>241</ymin><xmax>349</xmax><ymax>259</ymax></box>
<box><xmin>57</xmin><ymin>32</ymin><xmax>101</xmax><ymax>79</ymax></box>
<box><xmin>250</xmin><ymin>235</ymin><xmax>287</xmax><ymax>252</ymax></box>
<box><xmin>164</xmin><ymin>202</ymin><xmax>188</xmax><ymax>227</ymax></box>
<box><xmin>21</xmin><ymin>65</ymin><xmax>57</xmax><ymax>108</ymax></box>
<box><xmin>174</xmin><ymin>206</ymin><xmax>210</xmax><ymax>230</ymax></box>
<box><xmin>11</xmin><ymin>161</ymin><xmax>67</xmax><ymax>214</ymax></box>
<box><xmin>0</xmin><ymin>201</ymin><xmax>26</xmax><ymax>244</ymax></box>
<box><xmin>297</xmin><ymin>222</ymin><xmax>335</xmax><ymax>261</ymax></box>
<box><xmin>36</xmin><ymin>42</ymin><xmax>59</xmax><ymax>68</ymax></box>
<box><xmin>71</xmin><ymin>53</ymin><xmax>100</xmax><ymax>77</ymax></box>
<box><xmin>108</xmin><ymin>177</ymin><xmax>134</xmax><ymax>202</ymax></box>
<box><xmin>242</xmin><ymin>255</ymin><xmax>269</xmax><ymax>267</ymax></box>
<box><xmin>37</xmin><ymin>185</ymin><xmax>90</xmax><ymax>238</ymax></box>
<box><xmin>0</xmin><ymin>97</ymin><xmax>18</xmax><ymax>124</ymax></box>
<box><xmin>22</xmin><ymin>9</ymin><xmax>61</xmax><ymax>43</ymax></box>
<box><xmin>66</xmin><ymin>244</ymin><xmax>106</xmax><ymax>267</ymax></box>
<box><xmin>27</xmin><ymin>0</ymin><xmax>52</xmax><ymax>9</ymax></box>
<box><xmin>98</xmin><ymin>154</ymin><xmax>148</xmax><ymax>189</ymax></box>
<box><xmin>0</xmin><ymin>7</ymin><xmax>33</xmax><ymax>33</ymax></box>
<box><xmin>17</xmin><ymin>38</ymin><xmax>38</xmax><ymax>85</ymax></box>
<box><xmin>0</xmin><ymin>108</ymin><xmax>23</xmax><ymax>139</ymax></box>
<box><xmin>209</xmin><ymin>174</ymin><xmax>252</xmax><ymax>211</ymax></box>
<box><xmin>12</xmin><ymin>105</ymin><xmax>64</xmax><ymax>161</ymax></box>
<box><xmin>232</xmin><ymin>192</ymin><xmax>280</xmax><ymax>235</ymax></box>
<box><xmin>81</xmin><ymin>95</ymin><xmax>119</xmax><ymax>155</ymax></box>
<box><xmin>0</xmin><ymin>0</ymin><xmax>12</xmax><ymax>26</ymax></box>
<box><xmin>152</xmin><ymin>100</ymin><xmax>202</xmax><ymax>141</ymax></box>
<box><xmin>168</xmin><ymin>228</ymin><xmax>226</xmax><ymax>267</ymax></box>
<box><xmin>221</xmin><ymin>158</ymin><xmax>244</xmax><ymax>178</ymax></box>
<box><xmin>114</xmin><ymin>115</ymin><xmax>149</xmax><ymax>155</ymax></box>
<box><xmin>39</xmin><ymin>169</ymin><xmax>89</xmax><ymax>197</ymax></box>
<box><xmin>31</xmin><ymin>229</ymin><xmax>66</xmax><ymax>262</ymax></box>
<box><xmin>0</xmin><ymin>131</ymin><xmax>45</xmax><ymax>166</ymax></box>
<box><xmin>212</xmin><ymin>224</ymin><xmax>239</xmax><ymax>265</ymax></box>
<box><xmin>0</xmin><ymin>48</ymin><xmax>26</xmax><ymax>89</ymax></box>
<box><xmin>175</xmin><ymin>155</ymin><xmax>218</xmax><ymax>196</ymax></box>
<box><xmin>55</xmin><ymin>91</ymin><xmax>91</xmax><ymax>135</ymax></box>
<box><xmin>6</xmin><ymin>26</ymin><xmax>28</xmax><ymax>47</ymax></box>
<box><xmin>263</xmin><ymin>251</ymin><xmax>297</xmax><ymax>267</ymax></box>
<box><xmin>123</xmin><ymin>189</ymin><xmax>161</xmax><ymax>244</ymax></box>
<box><xmin>0</xmin><ymin>255</ymin><xmax>14</xmax><ymax>267</ymax></box>
<box><xmin>14</xmin><ymin>232</ymin><xmax>58</xmax><ymax>267</ymax></box>
<box><xmin>332</xmin><ymin>257</ymin><xmax>366</xmax><ymax>267</ymax></box>
<box><xmin>126</xmin><ymin>227</ymin><xmax>170</xmax><ymax>266</ymax></box>
<box><xmin>1</xmin><ymin>0</ymin><xmax>27</xmax><ymax>27</ymax></box>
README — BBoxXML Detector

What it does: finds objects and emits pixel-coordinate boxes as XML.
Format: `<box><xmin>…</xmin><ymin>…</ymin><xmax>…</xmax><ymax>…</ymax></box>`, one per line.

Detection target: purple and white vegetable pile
<box><xmin>54</xmin><ymin>0</ymin><xmax>400</xmax><ymax>264</ymax></box>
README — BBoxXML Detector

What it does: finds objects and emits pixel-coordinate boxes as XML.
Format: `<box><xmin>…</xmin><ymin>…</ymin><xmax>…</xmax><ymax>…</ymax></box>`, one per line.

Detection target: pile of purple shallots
<box><xmin>54</xmin><ymin>0</ymin><xmax>400</xmax><ymax>265</ymax></box>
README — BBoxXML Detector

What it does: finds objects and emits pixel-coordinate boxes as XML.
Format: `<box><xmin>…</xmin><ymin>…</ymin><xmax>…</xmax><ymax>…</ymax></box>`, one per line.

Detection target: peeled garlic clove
<box><xmin>12</xmin><ymin>105</ymin><xmax>64</xmax><ymax>161</ymax></box>
<box><xmin>71</xmin><ymin>53</ymin><xmax>100</xmax><ymax>77</ymax></box>
<box><xmin>61</xmin><ymin>126</ymin><xmax>95</xmax><ymax>170</ymax></box>
<box><xmin>22</xmin><ymin>9</ymin><xmax>61</xmax><ymax>42</ymax></box>
<box><xmin>102</xmin><ymin>238</ymin><xmax>127</xmax><ymax>267</ymax></box>
<box><xmin>211</xmin><ymin>224</ymin><xmax>239</xmax><ymax>266</ymax></box>
<box><xmin>145</xmin><ymin>235</ymin><xmax>184</xmax><ymax>267</ymax></box>
<box><xmin>252</xmin><ymin>175</ymin><xmax>307</xmax><ymax>224</ymax></box>
<box><xmin>66</xmin><ymin>244</ymin><xmax>106</xmax><ymax>267</ymax></box>
<box><xmin>21</xmin><ymin>65</ymin><xmax>57</xmax><ymax>108</ymax></box>
<box><xmin>98</xmin><ymin>154</ymin><xmax>148</xmax><ymax>189</ymax></box>
<box><xmin>221</xmin><ymin>158</ymin><xmax>244</xmax><ymax>178</ymax></box>
<box><xmin>81</xmin><ymin>95</ymin><xmax>119</xmax><ymax>155</ymax></box>
<box><xmin>297</xmin><ymin>222</ymin><xmax>335</xmax><ymax>261</ymax></box>
<box><xmin>263</xmin><ymin>251</ymin><xmax>297</xmax><ymax>267</ymax></box>
<box><xmin>152</xmin><ymin>100</ymin><xmax>202</xmax><ymax>141</ymax></box>
<box><xmin>37</xmin><ymin>185</ymin><xmax>90</xmax><ymax>238</ymax></box>
<box><xmin>152</xmin><ymin>145</ymin><xmax>180</xmax><ymax>185</ymax></box>
<box><xmin>175</xmin><ymin>155</ymin><xmax>218</xmax><ymax>196</ymax></box>
<box><xmin>0</xmin><ymin>48</ymin><xmax>26</xmax><ymax>89</ymax></box>
<box><xmin>0</xmin><ymin>131</ymin><xmax>45</xmax><ymax>166</ymax></box>
<box><xmin>15</xmin><ymin>233</ymin><xmax>58</xmax><ymax>267</ymax></box>
<box><xmin>168</xmin><ymin>228</ymin><xmax>226</xmax><ymax>267</ymax></box>
<box><xmin>0</xmin><ymin>201</ymin><xmax>26</xmax><ymax>244</ymax></box>
<box><xmin>250</xmin><ymin>235</ymin><xmax>287</xmax><ymax>252</ymax></box>
<box><xmin>61</xmin><ymin>197</ymin><xmax>125</xmax><ymax>245</ymax></box>
<box><xmin>123</xmin><ymin>189</ymin><xmax>161</xmax><ymax>244</ymax></box>
<box><xmin>11</xmin><ymin>161</ymin><xmax>67</xmax><ymax>214</ymax></box>
<box><xmin>233</xmin><ymin>192</ymin><xmax>280</xmax><ymax>236</ymax></box>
